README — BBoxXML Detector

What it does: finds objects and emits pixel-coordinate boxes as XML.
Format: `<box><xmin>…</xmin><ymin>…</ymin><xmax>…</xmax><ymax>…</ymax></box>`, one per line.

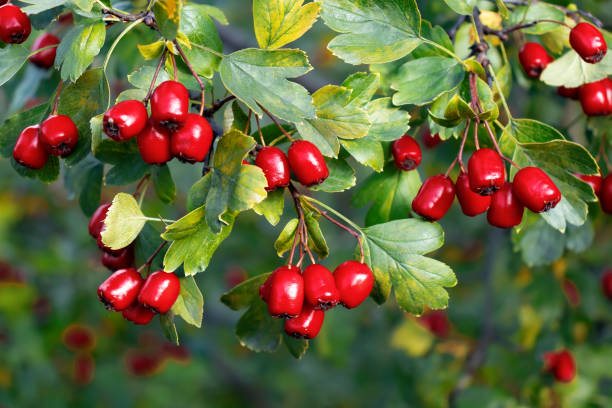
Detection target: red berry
<box><xmin>287</xmin><ymin>140</ymin><xmax>329</xmax><ymax>186</ymax></box>
<box><xmin>39</xmin><ymin>115</ymin><xmax>79</xmax><ymax>157</ymax></box>
<box><xmin>601</xmin><ymin>174</ymin><xmax>612</xmax><ymax>214</ymax></box>
<box><xmin>455</xmin><ymin>172</ymin><xmax>491</xmax><ymax>216</ymax></box>
<box><xmin>150</xmin><ymin>80</ymin><xmax>189</xmax><ymax>132</ymax></box>
<box><xmin>303</xmin><ymin>264</ymin><xmax>340</xmax><ymax>311</ymax></box>
<box><xmin>88</xmin><ymin>202</ymin><xmax>111</xmax><ymax>239</ymax></box>
<box><xmin>266</xmin><ymin>265</ymin><xmax>304</xmax><ymax>318</ymax></box>
<box><xmin>602</xmin><ymin>270</ymin><xmax>612</xmax><ymax>300</ymax></box>
<box><xmin>122</xmin><ymin>303</ymin><xmax>156</xmax><ymax>325</ymax></box>
<box><xmin>576</xmin><ymin>173</ymin><xmax>602</xmax><ymax>196</ymax></box>
<box><xmin>391</xmin><ymin>134</ymin><xmax>422</xmax><ymax>171</ymax></box>
<box><xmin>124</xmin><ymin>350</ymin><xmax>162</xmax><ymax>377</ymax></box>
<box><xmin>518</xmin><ymin>42</ymin><xmax>553</xmax><ymax>79</ymax></box>
<box><xmin>487</xmin><ymin>182</ymin><xmax>524</xmax><ymax>228</ymax></box>
<box><xmin>137</xmin><ymin>271</ymin><xmax>181</xmax><ymax>314</ymax></box>
<box><xmin>98</xmin><ymin>268</ymin><xmax>144</xmax><ymax>311</ymax></box>
<box><xmin>578</xmin><ymin>78</ymin><xmax>612</xmax><ymax>116</ymax></box>
<box><xmin>12</xmin><ymin>125</ymin><xmax>49</xmax><ymax>169</ymax></box>
<box><xmin>333</xmin><ymin>261</ymin><xmax>373</xmax><ymax>309</ymax></box>
<box><xmin>418</xmin><ymin>310</ymin><xmax>451</xmax><ymax>338</ymax></box>
<box><xmin>62</xmin><ymin>324</ymin><xmax>96</xmax><ymax>351</ymax></box>
<box><xmin>468</xmin><ymin>148</ymin><xmax>506</xmax><ymax>196</ymax></box>
<box><xmin>97</xmin><ymin>234</ymin><xmax>123</xmax><ymax>255</ymax></box>
<box><xmin>160</xmin><ymin>342</ymin><xmax>191</xmax><ymax>363</ymax></box>
<box><xmin>0</xmin><ymin>4</ymin><xmax>31</xmax><ymax>44</ymax></box>
<box><xmin>255</xmin><ymin>146</ymin><xmax>291</xmax><ymax>191</ymax></box>
<box><xmin>412</xmin><ymin>175</ymin><xmax>455</xmax><ymax>221</ymax></box>
<box><xmin>557</xmin><ymin>86</ymin><xmax>580</xmax><ymax>100</ymax></box>
<box><xmin>543</xmin><ymin>349</ymin><xmax>576</xmax><ymax>383</ymax></box>
<box><xmin>512</xmin><ymin>167</ymin><xmax>561</xmax><ymax>213</ymax></box>
<box><xmin>170</xmin><ymin>113</ymin><xmax>213</xmax><ymax>163</ymax></box>
<box><xmin>72</xmin><ymin>353</ymin><xmax>95</xmax><ymax>386</ymax></box>
<box><xmin>103</xmin><ymin>100</ymin><xmax>148</xmax><ymax>142</ymax></box>
<box><xmin>29</xmin><ymin>32</ymin><xmax>59</xmax><ymax>69</ymax></box>
<box><xmin>137</xmin><ymin>122</ymin><xmax>172</xmax><ymax>165</ymax></box>
<box><xmin>570</xmin><ymin>22</ymin><xmax>607</xmax><ymax>64</ymax></box>
<box><xmin>259</xmin><ymin>273</ymin><xmax>273</xmax><ymax>303</ymax></box>
<box><xmin>284</xmin><ymin>304</ymin><xmax>325</xmax><ymax>339</ymax></box>
<box><xmin>101</xmin><ymin>245</ymin><xmax>134</xmax><ymax>271</ymax></box>
<box><xmin>422</xmin><ymin>128</ymin><xmax>442</xmax><ymax>149</ymax></box>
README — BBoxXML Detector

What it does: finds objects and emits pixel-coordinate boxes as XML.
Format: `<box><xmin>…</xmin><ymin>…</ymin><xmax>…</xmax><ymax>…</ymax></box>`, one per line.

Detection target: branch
<box><xmin>470</xmin><ymin>7</ymin><xmax>493</xmax><ymax>87</ymax></box>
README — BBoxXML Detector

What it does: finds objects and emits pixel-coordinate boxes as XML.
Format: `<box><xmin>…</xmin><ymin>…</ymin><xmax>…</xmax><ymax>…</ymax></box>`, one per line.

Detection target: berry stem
<box><xmin>202</xmin><ymin>95</ymin><xmax>236</xmax><ymax>117</ymax></box>
<box><xmin>483</xmin><ymin>120</ymin><xmax>521</xmax><ymax>169</ymax></box>
<box><xmin>473</xmin><ymin>120</ymin><xmax>480</xmax><ymax>150</ymax></box>
<box><xmin>288</xmin><ymin>183</ymin><xmax>314</xmax><ymax>266</ymax></box>
<box><xmin>445</xmin><ymin>157</ymin><xmax>458</xmax><ymax>178</ymax></box>
<box><xmin>255</xmin><ymin>115</ymin><xmax>265</xmax><ymax>146</ymax></box>
<box><xmin>50</xmin><ymin>81</ymin><xmax>64</xmax><ymax>115</ymax></box>
<box><xmin>169</xmin><ymin>53</ymin><xmax>178</xmax><ymax>81</ymax></box>
<box><xmin>137</xmin><ymin>241</ymin><xmax>167</xmax><ymax>274</ymax></box>
<box><xmin>458</xmin><ymin>119</ymin><xmax>471</xmax><ymax>173</ymax></box>
<box><xmin>143</xmin><ymin>48</ymin><xmax>167</xmax><ymax>106</ymax></box>
<box><xmin>257</xmin><ymin>103</ymin><xmax>295</xmax><ymax>142</ymax></box>
<box><xmin>133</xmin><ymin>174</ymin><xmax>151</xmax><ymax>200</ymax></box>
<box><xmin>244</xmin><ymin>109</ymin><xmax>252</xmax><ymax>134</ymax></box>
<box><xmin>174</xmin><ymin>40</ymin><xmax>207</xmax><ymax>116</ymax></box>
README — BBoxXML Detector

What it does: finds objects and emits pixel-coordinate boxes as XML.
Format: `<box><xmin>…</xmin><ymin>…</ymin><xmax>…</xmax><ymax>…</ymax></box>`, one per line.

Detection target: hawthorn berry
<box><xmin>467</xmin><ymin>148</ymin><xmax>505</xmax><ymax>196</ymax></box>
<box><xmin>72</xmin><ymin>353</ymin><xmax>95</xmax><ymax>386</ymax></box>
<box><xmin>259</xmin><ymin>273</ymin><xmax>272</xmax><ymax>303</ymax></box>
<box><xmin>0</xmin><ymin>4</ymin><xmax>31</xmax><ymax>44</ymax></box>
<box><xmin>543</xmin><ymin>349</ymin><xmax>576</xmax><ymax>383</ymax></box>
<box><xmin>150</xmin><ymin>80</ymin><xmax>189</xmax><ymax>132</ymax></box>
<box><xmin>101</xmin><ymin>245</ymin><xmax>134</xmax><ymax>271</ymax></box>
<box><xmin>255</xmin><ymin>146</ymin><xmax>291</xmax><ymax>191</ymax></box>
<box><xmin>13</xmin><ymin>125</ymin><xmax>49</xmax><ymax>169</ymax></box>
<box><xmin>512</xmin><ymin>167</ymin><xmax>561</xmax><ymax>213</ymax></box>
<box><xmin>487</xmin><ymin>182</ymin><xmax>524</xmax><ymax>228</ymax></box>
<box><xmin>136</xmin><ymin>122</ymin><xmax>172</xmax><ymax>165</ymax></box>
<box><xmin>103</xmin><ymin>100</ymin><xmax>148</xmax><ymax>142</ymax></box>
<box><xmin>422</xmin><ymin>128</ymin><xmax>442</xmax><ymax>149</ymax></box>
<box><xmin>39</xmin><ymin>115</ymin><xmax>79</xmax><ymax>157</ymax></box>
<box><xmin>333</xmin><ymin>261</ymin><xmax>373</xmax><ymax>309</ymax></box>
<box><xmin>576</xmin><ymin>173</ymin><xmax>602</xmax><ymax>196</ymax></box>
<box><xmin>303</xmin><ymin>264</ymin><xmax>340</xmax><ymax>310</ymax></box>
<box><xmin>284</xmin><ymin>304</ymin><xmax>325</xmax><ymax>339</ymax></box>
<box><xmin>412</xmin><ymin>175</ymin><xmax>455</xmax><ymax>221</ymax></box>
<box><xmin>137</xmin><ymin>271</ymin><xmax>181</xmax><ymax>314</ymax></box>
<box><xmin>171</xmin><ymin>113</ymin><xmax>213</xmax><ymax>163</ymax></box>
<box><xmin>124</xmin><ymin>350</ymin><xmax>162</xmax><ymax>377</ymax></box>
<box><xmin>601</xmin><ymin>270</ymin><xmax>612</xmax><ymax>300</ymax></box>
<box><xmin>418</xmin><ymin>310</ymin><xmax>450</xmax><ymax>338</ymax></box>
<box><xmin>600</xmin><ymin>174</ymin><xmax>612</xmax><ymax>214</ymax></box>
<box><xmin>88</xmin><ymin>203</ymin><xmax>111</xmax><ymax>239</ymax></box>
<box><xmin>62</xmin><ymin>324</ymin><xmax>96</xmax><ymax>352</ymax></box>
<box><xmin>518</xmin><ymin>42</ymin><xmax>553</xmax><ymax>79</ymax></box>
<box><xmin>391</xmin><ymin>134</ymin><xmax>422</xmax><ymax>171</ymax></box>
<box><xmin>266</xmin><ymin>265</ymin><xmax>304</xmax><ymax>318</ymax></box>
<box><xmin>122</xmin><ymin>303</ymin><xmax>156</xmax><ymax>325</ymax></box>
<box><xmin>455</xmin><ymin>172</ymin><xmax>491</xmax><ymax>216</ymax></box>
<box><xmin>578</xmin><ymin>78</ymin><xmax>612</xmax><ymax>116</ymax></box>
<box><xmin>29</xmin><ymin>33</ymin><xmax>60</xmax><ymax>69</ymax></box>
<box><xmin>97</xmin><ymin>268</ymin><xmax>144</xmax><ymax>311</ymax></box>
<box><xmin>557</xmin><ymin>86</ymin><xmax>580</xmax><ymax>100</ymax></box>
<box><xmin>287</xmin><ymin>140</ymin><xmax>329</xmax><ymax>186</ymax></box>
<box><xmin>570</xmin><ymin>22</ymin><xmax>607</xmax><ymax>64</ymax></box>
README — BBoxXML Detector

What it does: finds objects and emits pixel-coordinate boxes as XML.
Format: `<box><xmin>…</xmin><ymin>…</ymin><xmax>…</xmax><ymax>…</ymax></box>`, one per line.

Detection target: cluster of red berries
<box><xmin>542</xmin><ymin>349</ymin><xmax>576</xmax><ymax>383</ymax></box>
<box><xmin>259</xmin><ymin>261</ymin><xmax>373</xmax><ymax>339</ymax></box>
<box><xmin>577</xmin><ymin>173</ymin><xmax>612</xmax><ymax>215</ymax></box>
<box><xmin>518</xmin><ymin>23</ymin><xmax>611</xmax><ymax>116</ymax></box>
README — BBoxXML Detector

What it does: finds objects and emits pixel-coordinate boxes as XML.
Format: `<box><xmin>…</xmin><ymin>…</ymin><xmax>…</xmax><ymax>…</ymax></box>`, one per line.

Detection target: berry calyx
<box><xmin>136</xmin><ymin>122</ymin><xmax>172</xmax><ymax>165</ymax></box>
<box><xmin>170</xmin><ymin>113</ymin><xmax>213</xmax><ymax>163</ymax></box>
<box><xmin>518</xmin><ymin>42</ymin><xmax>553</xmax><ymax>79</ymax></box>
<box><xmin>576</xmin><ymin>173</ymin><xmax>602</xmax><ymax>196</ymax></box>
<box><xmin>455</xmin><ymin>172</ymin><xmax>491</xmax><ymax>216</ymax></box>
<box><xmin>103</xmin><ymin>100</ymin><xmax>148</xmax><ymax>142</ymax></box>
<box><xmin>487</xmin><ymin>182</ymin><xmax>524</xmax><ymax>228</ymax></box>
<box><xmin>137</xmin><ymin>271</ymin><xmax>181</xmax><ymax>314</ymax></box>
<box><xmin>570</xmin><ymin>22</ymin><xmax>607</xmax><ymax>64</ymax></box>
<box><xmin>266</xmin><ymin>265</ymin><xmax>304</xmax><ymax>318</ymax></box>
<box><xmin>12</xmin><ymin>125</ymin><xmax>49</xmax><ymax>169</ymax></box>
<box><xmin>287</xmin><ymin>140</ymin><xmax>329</xmax><ymax>187</ymax></box>
<box><xmin>0</xmin><ymin>4</ymin><xmax>31</xmax><ymax>44</ymax></box>
<box><xmin>97</xmin><ymin>268</ymin><xmax>144</xmax><ymax>311</ymax></box>
<box><xmin>121</xmin><ymin>303</ymin><xmax>156</xmax><ymax>325</ymax></box>
<box><xmin>601</xmin><ymin>269</ymin><xmax>612</xmax><ymax>300</ymax></box>
<box><xmin>467</xmin><ymin>148</ymin><xmax>505</xmax><ymax>196</ymax></box>
<box><xmin>101</xmin><ymin>245</ymin><xmax>134</xmax><ymax>271</ymax></box>
<box><xmin>333</xmin><ymin>261</ymin><xmax>373</xmax><ymax>309</ymax></box>
<box><xmin>88</xmin><ymin>203</ymin><xmax>111</xmax><ymax>239</ymax></box>
<box><xmin>39</xmin><ymin>115</ymin><xmax>79</xmax><ymax>157</ymax></box>
<box><xmin>303</xmin><ymin>264</ymin><xmax>340</xmax><ymax>311</ymax></box>
<box><xmin>557</xmin><ymin>86</ymin><xmax>580</xmax><ymax>100</ymax></box>
<box><xmin>255</xmin><ymin>146</ymin><xmax>291</xmax><ymax>191</ymax></box>
<box><xmin>391</xmin><ymin>134</ymin><xmax>422</xmax><ymax>171</ymax></box>
<box><xmin>412</xmin><ymin>175</ymin><xmax>455</xmax><ymax>221</ymax></box>
<box><xmin>578</xmin><ymin>78</ymin><xmax>612</xmax><ymax>116</ymax></box>
<box><xmin>512</xmin><ymin>167</ymin><xmax>561</xmax><ymax>213</ymax></box>
<box><xmin>600</xmin><ymin>174</ymin><xmax>612</xmax><ymax>214</ymax></box>
<box><xmin>284</xmin><ymin>304</ymin><xmax>325</xmax><ymax>339</ymax></box>
<box><xmin>29</xmin><ymin>33</ymin><xmax>60</xmax><ymax>69</ymax></box>
<box><xmin>150</xmin><ymin>80</ymin><xmax>189</xmax><ymax>132</ymax></box>
<box><xmin>542</xmin><ymin>349</ymin><xmax>576</xmax><ymax>383</ymax></box>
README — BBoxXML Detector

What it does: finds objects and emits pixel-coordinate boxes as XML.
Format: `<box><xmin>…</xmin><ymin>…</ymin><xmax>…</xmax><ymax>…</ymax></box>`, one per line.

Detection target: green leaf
<box><xmin>90</xmin><ymin>114</ymin><xmax>103</xmax><ymax>153</ymax></box>
<box><xmin>72</xmin><ymin>0</ymin><xmax>95</xmax><ymax>11</ymax></box>
<box><xmin>458</xmin><ymin>75</ymin><xmax>499</xmax><ymax>121</ymax></box>
<box><xmin>21</xmin><ymin>0</ymin><xmax>65</xmax><ymax>14</ymax></box>
<box><xmin>219</xmin><ymin>48</ymin><xmax>315</xmax><ymax>123</ymax></box>
<box><xmin>340</xmin><ymin>138</ymin><xmax>385</xmax><ymax>172</ymax></box>
<box><xmin>441</xmin><ymin>0</ymin><xmax>477</xmax><ymax>15</ymax></box>
<box><xmin>253</xmin><ymin>188</ymin><xmax>285</xmax><ymax>226</ymax></box>
<box><xmin>235</xmin><ymin>300</ymin><xmax>283</xmax><ymax>352</ymax></box>
<box><xmin>361</xmin><ymin>219</ymin><xmax>456</xmax><ymax>312</ymax></box>
<box><xmin>180</xmin><ymin>4</ymin><xmax>223</xmax><ymax>78</ymax></box>
<box><xmin>365</xmin><ymin>97</ymin><xmax>410</xmax><ymax>141</ymax></box>
<box><xmin>152</xmin><ymin>165</ymin><xmax>176</xmax><ymax>204</ymax></box>
<box><xmin>274</xmin><ymin>218</ymin><xmax>300</xmax><ymax>257</ymax></box>
<box><xmin>565</xmin><ymin>221</ymin><xmax>594</xmax><ymax>253</ymax></box>
<box><xmin>342</xmin><ymin>72</ymin><xmax>380</xmax><ymax>107</ymax></box>
<box><xmin>78</xmin><ymin>162</ymin><xmax>103</xmax><ymax>216</ymax></box>
<box><xmin>540</xmin><ymin>51</ymin><xmax>612</xmax><ymax>88</ymax></box>
<box><xmin>274</xmin><ymin>212</ymin><xmax>329</xmax><ymax>259</ymax></box>
<box><xmin>220</xmin><ymin>273</ymin><xmax>270</xmax><ymax>311</ymax></box>
<box><xmin>391</xmin><ymin>57</ymin><xmax>464</xmax><ymax>106</ymax></box>
<box><xmin>100</xmin><ymin>193</ymin><xmax>147</xmax><ymax>251</ymax></box>
<box><xmin>283</xmin><ymin>333</ymin><xmax>308</xmax><ymax>359</ymax></box>
<box><xmin>0</xmin><ymin>104</ymin><xmax>49</xmax><ymax>158</ymax></box>
<box><xmin>135</xmin><ymin>223</ymin><xmax>165</xmax><ymax>271</ymax></box>
<box><xmin>10</xmin><ymin>155</ymin><xmax>60</xmax><ymax>183</ymax></box>
<box><xmin>171</xmin><ymin>276</ymin><xmax>204</xmax><ymax>328</ymax></box>
<box><xmin>508</xmin><ymin>3</ymin><xmax>565</xmax><ymax>35</ymax></box>
<box><xmin>128</xmin><ymin>65</ymin><xmax>171</xmax><ymax>90</ymax></box>
<box><xmin>160</xmin><ymin>312</ymin><xmax>179</xmax><ymax>345</ymax></box>
<box><xmin>414</xmin><ymin>21</ymin><xmax>454</xmax><ymax>58</ymax></box>
<box><xmin>254</xmin><ymin>0</ymin><xmax>320</xmax><ymax>49</ymax></box>
<box><xmin>137</xmin><ymin>41</ymin><xmax>165</xmax><ymax>60</ymax></box>
<box><xmin>320</xmin><ymin>0</ymin><xmax>422</xmax><ymax>64</ymax></box>
<box><xmin>201</xmin><ymin>5</ymin><xmax>228</xmax><ymax>25</ymax></box>
<box><xmin>55</xmin><ymin>22</ymin><xmax>106</xmax><ymax>82</ymax></box>
<box><xmin>311</xmin><ymin>157</ymin><xmax>356</xmax><ymax>192</ymax></box>
<box><xmin>428</xmin><ymin>92</ymin><xmax>465</xmax><ymax>128</ymax></box>
<box><xmin>0</xmin><ymin>45</ymin><xmax>29</xmax><ymax>86</ymax></box>
<box><xmin>154</xmin><ymin>0</ymin><xmax>183</xmax><ymax>40</ymax></box>
<box><xmin>223</xmin><ymin>101</ymin><xmax>249</xmax><ymax>134</ymax></box>
<box><xmin>513</xmin><ymin>216</ymin><xmax>565</xmax><ymax>267</ymax></box>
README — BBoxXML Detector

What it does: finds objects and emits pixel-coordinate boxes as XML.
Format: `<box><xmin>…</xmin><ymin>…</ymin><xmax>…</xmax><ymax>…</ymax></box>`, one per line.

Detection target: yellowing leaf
<box><xmin>175</xmin><ymin>31</ymin><xmax>192</xmax><ymax>49</ymax></box>
<box><xmin>137</xmin><ymin>41</ymin><xmax>165</xmax><ymax>60</ymax></box>
<box><xmin>101</xmin><ymin>193</ymin><xmax>146</xmax><ymax>250</ymax></box>
<box><xmin>390</xmin><ymin>318</ymin><xmax>433</xmax><ymax>356</ymax></box>
<box><xmin>254</xmin><ymin>0</ymin><xmax>321</xmax><ymax>49</ymax></box>
<box><xmin>479</xmin><ymin>10</ymin><xmax>502</xmax><ymax>30</ymax></box>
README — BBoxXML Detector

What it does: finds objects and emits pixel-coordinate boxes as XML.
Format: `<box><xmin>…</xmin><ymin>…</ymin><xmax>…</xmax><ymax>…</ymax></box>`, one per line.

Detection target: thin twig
<box><xmin>143</xmin><ymin>49</ymin><xmax>167</xmax><ymax>105</ymax></box>
<box><xmin>474</xmin><ymin>120</ymin><xmax>480</xmax><ymax>150</ymax></box>
<box><xmin>244</xmin><ymin>110</ymin><xmax>252</xmax><ymax>134</ymax></box>
<box><xmin>202</xmin><ymin>95</ymin><xmax>236</xmax><ymax>117</ymax></box>
<box><xmin>51</xmin><ymin>81</ymin><xmax>64</xmax><ymax>115</ymax></box>
<box><xmin>257</xmin><ymin>103</ymin><xmax>295</xmax><ymax>142</ymax></box>
<box><xmin>255</xmin><ymin>115</ymin><xmax>265</xmax><ymax>146</ymax></box>
<box><xmin>445</xmin><ymin>157</ymin><xmax>458</xmax><ymax>177</ymax></box>
<box><xmin>484</xmin><ymin>121</ymin><xmax>521</xmax><ymax>169</ymax></box>
<box><xmin>458</xmin><ymin>119</ymin><xmax>471</xmax><ymax>173</ymax></box>
<box><xmin>137</xmin><ymin>241</ymin><xmax>168</xmax><ymax>274</ymax></box>
<box><xmin>174</xmin><ymin>40</ymin><xmax>207</xmax><ymax>115</ymax></box>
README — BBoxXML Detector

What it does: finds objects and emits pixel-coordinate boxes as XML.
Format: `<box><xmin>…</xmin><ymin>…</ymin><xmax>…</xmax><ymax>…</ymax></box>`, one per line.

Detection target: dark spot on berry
<box><xmin>401</xmin><ymin>159</ymin><xmax>416</xmax><ymax>170</ymax></box>
<box><xmin>476</xmin><ymin>185</ymin><xmax>500</xmax><ymax>196</ymax></box>
<box><xmin>98</xmin><ymin>295</ymin><xmax>115</xmax><ymax>311</ymax></box>
<box><xmin>159</xmin><ymin>120</ymin><xmax>181</xmax><ymax>133</ymax></box>
<box><xmin>103</xmin><ymin>119</ymin><xmax>120</xmax><ymax>138</ymax></box>
<box><xmin>287</xmin><ymin>331</ymin><xmax>311</xmax><ymax>340</ymax></box>
<box><xmin>57</xmin><ymin>142</ymin><xmax>74</xmax><ymax>157</ymax></box>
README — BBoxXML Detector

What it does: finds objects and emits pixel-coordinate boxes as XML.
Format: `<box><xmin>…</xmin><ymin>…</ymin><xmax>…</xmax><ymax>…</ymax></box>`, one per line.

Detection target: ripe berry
<box><xmin>303</xmin><ymin>264</ymin><xmax>340</xmax><ymax>310</ymax></box>
<box><xmin>570</xmin><ymin>22</ymin><xmax>607</xmax><ymax>64</ymax></box>
<box><xmin>543</xmin><ymin>349</ymin><xmax>576</xmax><ymax>383</ymax></box>
<box><xmin>601</xmin><ymin>174</ymin><xmax>612</xmax><ymax>214</ymax></box>
<box><xmin>557</xmin><ymin>86</ymin><xmax>580</xmax><ymax>100</ymax></box>
<box><xmin>0</xmin><ymin>4</ymin><xmax>31</xmax><ymax>44</ymax></box>
<box><xmin>601</xmin><ymin>270</ymin><xmax>612</xmax><ymax>300</ymax></box>
<box><xmin>72</xmin><ymin>353</ymin><xmax>95</xmax><ymax>386</ymax></box>
<box><xmin>170</xmin><ymin>113</ymin><xmax>213</xmax><ymax>163</ymax></box>
<box><xmin>455</xmin><ymin>172</ymin><xmax>491</xmax><ymax>216</ymax></box>
<box><xmin>89</xmin><ymin>203</ymin><xmax>111</xmax><ymax>239</ymax></box>
<box><xmin>578</xmin><ymin>78</ymin><xmax>612</xmax><ymax>116</ymax></box>
<box><xmin>333</xmin><ymin>261</ymin><xmax>373</xmax><ymax>309</ymax></box>
<box><xmin>468</xmin><ymin>148</ymin><xmax>505</xmax><ymax>196</ymax></box>
<box><xmin>259</xmin><ymin>273</ymin><xmax>272</xmax><ymax>303</ymax></box>
<box><xmin>418</xmin><ymin>310</ymin><xmax>450</xmax><ymax>338</ymax></box>
<box><xmin>137</xmin><ymin>122</ymin><xmax>172</xmax><ymax>165</ymax></box>
<box><xmin>518</xmin><ymin>42</ymin><xmax>553</xmax><ymax>79</ymax></box>
<box><xmin>412</xmin><ymin>175</ymin><xmax>455</xmax><ymax>221</ymax></box>
<box><xmin>284</xmin><ymin>304</ymin><xmax>325</xmax><ymax>339</ymax></box>
<box><xmin>287</xmin><ymin>140</ymin><xmax>329</xmax><ymax>186</ymax></box>
<box><xmin>29</xmin><ymin>33</ymin><xmax>60</xmax><ymax>69</ymax></box>
<box><xmin>487</xmin><ymin>182</ymin><xmax>524</xmax><ymax>228</ymax></box>
<box><xmin>422</xmin><ymin>128</ymin><xmax>442</xmax><ymax>149</ymax></box>
<box><xmin>101</xmin><ymin>245</ymin><xmax>134</xmax><ymax>271</ymax></box>
<box><xmin>391</xmin><ymin>134</ymin><xmax>422</xmax><ymax>171</ymax></box>
<box><xmin>576</xmin><ymin>173</ymin><xmax>602</xmax><ymax>196</ymax></box>
<box><xmin>13</xmin><ymin>125</ymin><xmax>49</xmax><ymax>169</ymax></box>
<box><xmin>103</xmin><ymin>100</ymin><xmax>148</xmax><ymax>142</ymax></box>
<box><xmin>150</xmin><ymin>80</ymin><xmax>189</xmax><ymax>132</ymax></box>
<box><xmin>255</xmin><ymin>146</ymin><xmax>291</xmax><ymax>191</ymax></box>
<box><xmin>98</xmin><ymin>268</ymin><xmax>144</xmax><ymax>311</ymax></box>
<box><xmin>137</xmin><ymin>271</ymin><xmax>181</xmax><ymax>314</ymax></box>
<box><xmin>39</xmin><ymin>115</ymin><xmax>79</xmax><ymax>157</ymax></box>
<box><xmin>122</xmin><ymin>303</ymin><xmax>156</xmax><ymax>325</ymax></box>
<box><xmin>62</xmin><ymin>324</ymin><xmax>96</xmax><ymax>351</ymax></box>
<box><xmin>512</xmin><ymin>167</ymin><xmax>561</xmax><ymax>213</ymax></box>
<box><xmin>266</xmin><ymin>265</ymin><xmax>304</xmax><ymax>318</ymax></box>
<box><xmin>124</xmin><ymin>350</ymin><xmax>162</xmax><ymax>377</ymax></box>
